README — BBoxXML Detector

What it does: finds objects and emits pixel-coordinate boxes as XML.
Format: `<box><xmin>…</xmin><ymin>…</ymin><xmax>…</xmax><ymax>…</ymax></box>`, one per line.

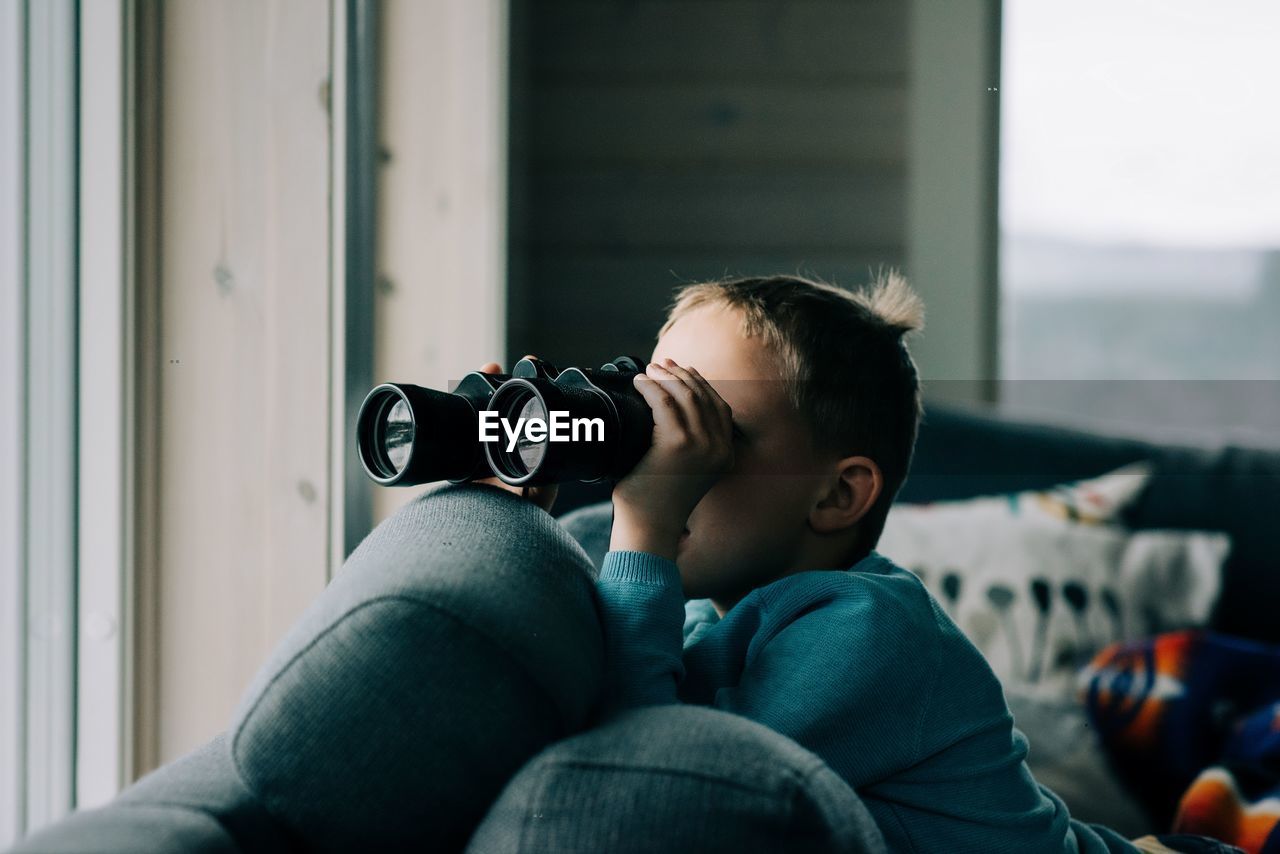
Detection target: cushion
<box><xmin>876</xmin><ymin>463</ymin><xmax>1231</xmax><ymax>701</ymax></box>
<box><xmin>901</xmin><ymin>401</ymin><xmax>1280</xmax><ymax>644</ymax></box>
<box><xmin>228</xmin><ymin>482</ymin><xmax>605</xmax><ymax>852</ymax></box>
<box><xmin>10</xmin><ymin>806</ymin><xmax>237</xmax><ymax>854</ymax></box>
<box><xmin>464</xmin><ymin>705</ymin><xmax>888</xmax><ymax>853</ymax></box>
<box><xmin>11</xmin><ymin>734</ymin><xmax>288</xmax><ymax>853</ymax></box>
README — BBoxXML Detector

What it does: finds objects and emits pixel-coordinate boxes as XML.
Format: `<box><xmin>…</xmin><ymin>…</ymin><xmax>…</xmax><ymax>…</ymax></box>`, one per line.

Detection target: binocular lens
<box><xmin>361</xmin><ymin>388</ymin><xmax>417</xmax><ymax>479</ymax></box>
<box><xmin>378</xmin><ymin>397</ymin><xmax>414</xmax><ymax>474</ymax></box>
<box><xmin>515</xmin><ymin>394</ymin><xmax>548</xmax><ymax>472</ymax></box>
<box><xmin>485</xmin><ymin>376</ymin><xmax>630</xmax><ymax>485</ymax></box>
<box><xmin>488</xmin><ymin>388</ymin><xmax>549</xmax><ymax>478</ymax></box>
<box><xmin>357</xmin><ymin>376</ymin><xmax>509</xmax><ymax>487</ymax></box>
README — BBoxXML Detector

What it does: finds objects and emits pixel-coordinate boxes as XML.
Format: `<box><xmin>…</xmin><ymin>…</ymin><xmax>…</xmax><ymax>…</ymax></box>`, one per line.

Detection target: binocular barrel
<box><xmin>354</xmin><ymin>355</ymin><xmax>653</xmax><ymax>488</ymax></box>
<box><xmin>355</xmin><ymin>371</ymin><xmax>508</xmax><ymax>486</ymax></box>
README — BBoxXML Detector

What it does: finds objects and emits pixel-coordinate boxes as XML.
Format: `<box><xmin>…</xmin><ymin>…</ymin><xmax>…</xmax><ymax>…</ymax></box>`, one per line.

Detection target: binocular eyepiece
<box><xmin>355</xmin><ymin>355</ymin><xmax>654</xmax><ymax>487</ymax></box>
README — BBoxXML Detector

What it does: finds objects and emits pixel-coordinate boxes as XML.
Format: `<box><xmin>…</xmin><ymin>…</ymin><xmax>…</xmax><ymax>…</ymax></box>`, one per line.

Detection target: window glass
<box><xmin>1000</xmin><ymin>0</ymin><xmax>1280</xmax><ymax>442</ymax></box>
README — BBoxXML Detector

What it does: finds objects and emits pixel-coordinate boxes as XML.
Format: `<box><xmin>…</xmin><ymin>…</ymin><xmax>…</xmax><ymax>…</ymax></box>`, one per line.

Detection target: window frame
<box><xmin>905</xmin><ymin>0</ymin><xmax>1003</xmax><ymax>403</ymax></box>
<box><xmin>1</xmin><ymin>0</ymin><xmax>136</xmax><ymax>842</ymax></box>
<box><xmin>76</xmin><ymin>0</ymin><xmax>134</xmax><ymax>810</ymax></box>
<box><xmin>1</xmin><ymin>0</ymin><xmax>27</xmax><ymax>843</ymax></box>
<box><xmin>13</xmin><ymin>0</ymin><xmax>80</xmax><ymax>837</ymax></box>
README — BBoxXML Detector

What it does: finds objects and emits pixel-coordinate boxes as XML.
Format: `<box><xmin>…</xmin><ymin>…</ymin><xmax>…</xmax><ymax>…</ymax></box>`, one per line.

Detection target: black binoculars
<box><xmin>356</xmin><ymin>355</ymin><xmax>654</xmax><ymax>487</ymax></box>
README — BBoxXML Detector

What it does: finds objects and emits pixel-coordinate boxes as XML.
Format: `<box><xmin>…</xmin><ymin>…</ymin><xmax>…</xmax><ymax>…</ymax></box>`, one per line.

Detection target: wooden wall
<box><xmin>136</xmin><ymin>0</ymin><xmax>511</xmax><ymax>770</ymax></box>
<box><xmin>509</xmin><ymin>0</ymin><xmax>910</xmax><ymax>365</ymax></box>
<box><xmin>373</xmin><ymin>0</ymin><xmax>508</xmax><ymax>523</ymax></box>
<box><xmin>138</xmin><ymin>0</ymin><xmax>334</xmax><ymax>770</ymax></box>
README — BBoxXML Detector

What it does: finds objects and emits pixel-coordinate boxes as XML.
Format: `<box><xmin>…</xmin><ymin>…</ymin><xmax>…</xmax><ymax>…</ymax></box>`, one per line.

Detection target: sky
<box><xmin>1000</xmin><ymin>0</ymin><xmax>1280</xmax><ymax>250</ymax></box>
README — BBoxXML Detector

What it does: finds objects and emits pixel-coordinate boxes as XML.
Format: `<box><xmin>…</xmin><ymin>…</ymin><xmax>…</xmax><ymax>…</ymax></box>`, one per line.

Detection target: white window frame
<box><xmin>1</xmin><ymin>0</ymin><xmax>27</xmax><ymax>843</ymax></box>
<box><xmin>1</xmin><ymin>0</ymin><xmax>134</xmax><ymax>842</ymax></box>
<box><xmin>19</xmin><ymin>0</ymin><xmax>78</xmax><ymax>837</ymax></box>
<box><xmin>77</xmin><ymin>0</ymin><xmax>133</xmax><ymax>810</ymax></box>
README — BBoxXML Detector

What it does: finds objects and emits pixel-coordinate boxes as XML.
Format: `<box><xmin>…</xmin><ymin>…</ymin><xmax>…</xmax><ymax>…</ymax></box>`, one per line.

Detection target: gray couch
<box><xmin>16</xmin><ymin>400</ymin><xmax>1276</xmax><ymax>852</ymax></box>
<box><xmin>12</xmin><ymin>481</ymin><xmax>886</xmax><ymax>853</ymax></box>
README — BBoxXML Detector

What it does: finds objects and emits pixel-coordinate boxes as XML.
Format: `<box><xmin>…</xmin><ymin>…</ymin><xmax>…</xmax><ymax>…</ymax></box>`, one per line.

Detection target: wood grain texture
<box><xmin>151</xmin><ymin>0</ymin><xmax>331</xmax><ymax>767</ymax></box>
<box><xmin>521</xmin><ymin>249</ymin><xmax>906</xmax><ymax>362</ymax></box>
<box><xmin>511</xmin><ymin>0</ymin><xmax>910</xmax><ymax>365</ymax></box>
<box><xmin>530</xmin><ymin>1</ymin><xmax>908</xmax><ymax>84</ymax></box>
<box><xmin>531</xmin><ymin>84</ymin><xmax>906</xmax><ymax>168</ymax></box>
<box><xmin>530</xmin><ymin>168</ymin><xmax>905</xmax><ymax>251</ymax></box>
<box><xmin>373</xmin><ymin>0</ymin><xmax>507</xmax><ymax>522</ymax></box>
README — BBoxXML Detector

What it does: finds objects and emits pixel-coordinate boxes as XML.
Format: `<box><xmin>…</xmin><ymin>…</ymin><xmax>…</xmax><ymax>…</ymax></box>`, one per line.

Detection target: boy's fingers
<box><xmin>647</xmin><ymin>362</ymin><xmax>698</xmax><ymax>409</ymax></box>
<box><xmin>660</xmin><ymin>360</ymin><xmax>723</xmax><ymax>441</ymax></box>
<box><xmin>633</xmin><ymin>372</ymin><xmax>688</xmax><ymax>437</ymax></box>
<box><xmin>647</xmin><ymin>361</ymin><xmax>706</xmax><ymax>440</ymax></box>
<box><xmin>685</xmin><ymin>366</ymin><xmax>733</xmax><ymax>438</ymax></box>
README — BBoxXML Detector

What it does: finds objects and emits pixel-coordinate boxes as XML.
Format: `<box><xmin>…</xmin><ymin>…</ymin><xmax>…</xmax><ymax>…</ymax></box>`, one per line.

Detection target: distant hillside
<box><xmin>999</xmin><ymin>234</ymin><xmax>1280</xmax><ymax>438</ymax></box>
<box><xmin>1001</xmin><ymin>232</ymin><xmax>1271</xmax><ymax>299</ymax></box>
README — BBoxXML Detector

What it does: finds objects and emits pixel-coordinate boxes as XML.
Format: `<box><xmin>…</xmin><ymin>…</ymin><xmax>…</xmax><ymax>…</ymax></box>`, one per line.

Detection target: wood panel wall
<box><xmin>372</xmin><ymin>0</ymin><xmax>508</xmax><ymax>523</ymax></box>
<box><xmin>139</xmin><ymin>0</ymin><xmax>333</xmax><ymax>770</ymax></box>
<box><xmin>509</xmin><ymin>0</ymin><xmax>910</xmax><ymax>365</ymax></box>
<box><xmin>136</xmin><ymin>0</ymin><xmax>511</xmax><ymax>769</ymax></box>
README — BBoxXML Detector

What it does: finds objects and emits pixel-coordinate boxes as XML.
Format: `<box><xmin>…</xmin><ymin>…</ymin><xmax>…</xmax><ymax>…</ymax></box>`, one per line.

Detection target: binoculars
<box><xmin>355</xmin><ymin>355</ymin><xmax>654</xmax><ymax>487</ymax></box>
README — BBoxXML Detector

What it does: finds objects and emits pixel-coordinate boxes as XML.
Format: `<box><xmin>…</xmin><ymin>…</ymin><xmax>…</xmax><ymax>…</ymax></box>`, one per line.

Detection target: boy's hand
<box><xmin>610</xmin><ymin>358</ymin><xmax>735</xmax><ymax>561</ymax></box>
<box><xmin>473</xmin><ymin>359</ymin><xmax>559</xmax><ymax>513</ymax></box>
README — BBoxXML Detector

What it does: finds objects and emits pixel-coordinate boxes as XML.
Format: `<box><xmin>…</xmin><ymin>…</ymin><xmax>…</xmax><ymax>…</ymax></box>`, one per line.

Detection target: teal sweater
<box><xmin>595</xmin><ymin>548</ymin><xmax>1140</xmax><ymax>854</ymax></box>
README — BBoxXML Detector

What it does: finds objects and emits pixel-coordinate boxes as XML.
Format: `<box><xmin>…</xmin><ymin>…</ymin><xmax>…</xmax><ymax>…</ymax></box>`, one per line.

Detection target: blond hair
<box><xmin>658</xmin><ymin>269</ymin><xmax>925</xmax><ymax>559</ymax></box>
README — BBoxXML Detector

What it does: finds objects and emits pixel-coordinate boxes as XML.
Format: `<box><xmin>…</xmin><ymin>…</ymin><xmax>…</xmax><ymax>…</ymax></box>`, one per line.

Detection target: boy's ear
<box><xmin>808</xmin><ymin>455</ymin><xmax>883</xmax><ymax>535</ymax></box>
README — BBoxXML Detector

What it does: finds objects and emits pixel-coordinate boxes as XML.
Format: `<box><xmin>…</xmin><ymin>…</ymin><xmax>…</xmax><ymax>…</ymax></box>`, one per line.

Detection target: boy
<box><xmin>593</xmin><ymin>272</ymin><xmax>1142</xmax><ymax>853</ymax></box>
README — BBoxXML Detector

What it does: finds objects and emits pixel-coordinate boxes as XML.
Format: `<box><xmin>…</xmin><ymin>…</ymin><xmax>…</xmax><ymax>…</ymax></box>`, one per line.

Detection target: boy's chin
<box><xmin>675</xmin><ymin>554</ymin><xmax>725</xmax><ymax>602</ymax></box>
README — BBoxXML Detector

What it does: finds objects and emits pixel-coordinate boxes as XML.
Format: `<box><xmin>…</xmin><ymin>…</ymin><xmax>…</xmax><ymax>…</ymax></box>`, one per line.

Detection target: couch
<box><xmin>11</xmin><ymin>400</ymin><xmax>1276</xmax><ymax>852</ymax></box>
<box><xmin>12</xmin><ymin>478</ymin><xmax>884</xmax><ymax>853</ymax></box>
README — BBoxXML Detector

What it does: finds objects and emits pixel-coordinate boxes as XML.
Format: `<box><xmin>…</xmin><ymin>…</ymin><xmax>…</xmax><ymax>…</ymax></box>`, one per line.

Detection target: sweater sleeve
<box><xmin>594</xmin><ymin>549</ymin><xmax>687</xmax><ymax>713</ymax></box>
